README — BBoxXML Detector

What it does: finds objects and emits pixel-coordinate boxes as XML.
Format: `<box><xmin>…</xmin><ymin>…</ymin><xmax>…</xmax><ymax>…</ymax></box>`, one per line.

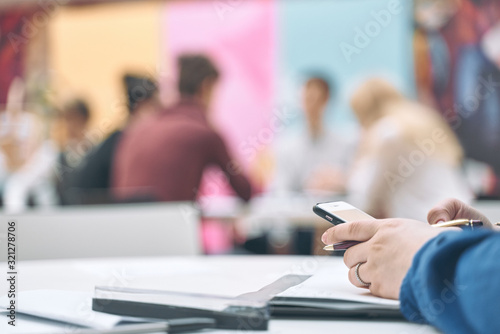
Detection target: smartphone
<box><xmin>313</xmin><ymin>201</ymin><xmax>374</xmax><ymax>225</ymax></box>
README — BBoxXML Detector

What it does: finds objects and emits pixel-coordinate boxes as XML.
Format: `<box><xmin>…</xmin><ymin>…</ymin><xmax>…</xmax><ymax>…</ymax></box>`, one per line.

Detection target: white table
<box><xmin>1</xmin><ymin>256</ymin><xmax>439</xmax><ymax>333</ymax></box>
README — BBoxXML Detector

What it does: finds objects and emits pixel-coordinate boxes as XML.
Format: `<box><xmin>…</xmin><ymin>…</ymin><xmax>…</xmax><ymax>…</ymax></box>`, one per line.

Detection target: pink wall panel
<box><xmin>163</xmin><ymin>0</ymin><xmax>276</xmax><ymax>168</ymax></box>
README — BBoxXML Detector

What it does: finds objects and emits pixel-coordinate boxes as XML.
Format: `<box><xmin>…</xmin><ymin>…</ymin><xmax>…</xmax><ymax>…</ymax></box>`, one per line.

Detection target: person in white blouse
<box><xmin>347</xmin><ymin>78</ymin><xmax>472</xmax><ymax>221</ymax></box>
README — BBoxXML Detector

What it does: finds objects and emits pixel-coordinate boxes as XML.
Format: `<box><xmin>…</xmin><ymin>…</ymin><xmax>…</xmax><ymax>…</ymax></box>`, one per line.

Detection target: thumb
<box><xmin>427</xmin><ymin>209</ymin><xmax>451</xmax><ymax>225</ymax></box>
<box><xmin>427</xmin><ymin>198</ymin><xmax>462</xmax><ymax>224</ymax></box>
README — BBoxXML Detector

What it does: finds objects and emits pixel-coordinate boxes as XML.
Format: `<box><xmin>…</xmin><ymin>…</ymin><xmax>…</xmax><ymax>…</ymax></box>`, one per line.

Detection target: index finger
<box><xmin>321</xmin><ymin>220</ymin><xmax>380</xmax><ymax>245</ymax></box>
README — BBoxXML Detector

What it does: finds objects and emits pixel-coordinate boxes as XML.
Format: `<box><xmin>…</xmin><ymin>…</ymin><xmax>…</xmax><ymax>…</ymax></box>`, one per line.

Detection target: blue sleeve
<box><xmin>400</xmin><ymin>230</ymin><xmax>500</xmax><ymax>334</ymax></box>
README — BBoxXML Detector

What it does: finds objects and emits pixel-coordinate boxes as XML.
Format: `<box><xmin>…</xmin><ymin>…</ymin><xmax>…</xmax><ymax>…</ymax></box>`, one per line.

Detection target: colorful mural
<box><xmin>415</xmin><ymin>0</ymin><xmax>500</xmax><ymax>195</ymax></box>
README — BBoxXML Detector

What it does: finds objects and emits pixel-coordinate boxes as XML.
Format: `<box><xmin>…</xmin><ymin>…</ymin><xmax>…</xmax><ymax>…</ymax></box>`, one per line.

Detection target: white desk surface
<box><xmin>1</xmin><ymin>255</ymin><xmax>439</xmax><ymax>334</ymax></box>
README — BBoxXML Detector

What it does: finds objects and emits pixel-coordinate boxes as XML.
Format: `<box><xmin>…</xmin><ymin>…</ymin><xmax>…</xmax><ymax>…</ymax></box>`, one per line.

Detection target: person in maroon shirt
<box><xmin>112</xmin><ymin>55</ymin><xmax>252</xmax><ymax>203</ymax></box>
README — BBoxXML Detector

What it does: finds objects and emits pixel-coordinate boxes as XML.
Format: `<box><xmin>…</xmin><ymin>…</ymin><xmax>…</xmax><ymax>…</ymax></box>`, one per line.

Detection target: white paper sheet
<box><xmin>0</xmin><ymin>290</ymin><xmax>127</xmax><ymax>330</ymax></box>
<box><xmin>277</xmin><ymin>263</ymin><xmax>400</xmax><ymax>307</ymax></box>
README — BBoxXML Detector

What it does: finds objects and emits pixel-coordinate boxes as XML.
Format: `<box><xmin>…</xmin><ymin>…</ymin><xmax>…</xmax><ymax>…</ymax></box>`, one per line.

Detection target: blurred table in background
<box><xmin>199</xmin><ymin>194</ymin><xmax>340</xmax><ymax>255</ymax></box>
<box><xmin>200</xmin><ymin>195</ymin><xmax>500</xmax><ymax>254</ymax></box>
<box><xmin>200</xmin><ymin>194</ymin><xmax>342</xmax><ymax>234</ymax></box>
<box><xmin>201</xmin><ymin>195</ymin><xmax>500</xmax><ymax>229</ymax></box>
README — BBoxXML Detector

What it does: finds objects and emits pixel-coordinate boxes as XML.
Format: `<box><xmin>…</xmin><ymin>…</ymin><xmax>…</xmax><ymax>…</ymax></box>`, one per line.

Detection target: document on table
<box><xmin>275</xmin><ymin>263</ymin><xmax>400</xmax><ymax>308</ymax></box>
<box><xmin>0</xmin><ymin>290</ymin><xmax>151</xmax><ymax>330</ymax></box>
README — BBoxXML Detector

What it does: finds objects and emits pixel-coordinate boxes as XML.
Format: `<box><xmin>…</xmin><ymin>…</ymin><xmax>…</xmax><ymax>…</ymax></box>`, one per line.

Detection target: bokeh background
<box><xmin>1</xmin><ymin>0</ymin><xmax>500</xmax><ymax>255</ymax></box>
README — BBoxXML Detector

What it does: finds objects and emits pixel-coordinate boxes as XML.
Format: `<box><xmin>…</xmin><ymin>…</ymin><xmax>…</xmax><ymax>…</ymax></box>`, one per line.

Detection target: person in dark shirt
<box><xmin>112</xmin><ymin>54</ymin><xmax>252</xmax><ymax>202</ymax></box>
<box><xmin>69</xmin><ymin>75</ymin><xmax>160</xmax><ymax>204</ymax></box>
<box><xmin>56</xmin><ymin>99</ymin><xmax>92</xmax><ymax>205</ymax></box>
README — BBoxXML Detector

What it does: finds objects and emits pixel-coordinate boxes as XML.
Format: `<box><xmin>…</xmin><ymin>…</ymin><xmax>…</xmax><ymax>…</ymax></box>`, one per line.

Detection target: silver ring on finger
<box><xmin>355</xmin><ymin>262</ymin><xmax>371</xmax><ymax>287</ymax></box>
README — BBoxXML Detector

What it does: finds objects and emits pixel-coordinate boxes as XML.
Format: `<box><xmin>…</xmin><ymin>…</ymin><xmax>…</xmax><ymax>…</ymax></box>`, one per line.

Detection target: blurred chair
<box><xmin>0</xmin><ymin>202</ymin><xmax>200</xmax><ymax>261</ymax></box>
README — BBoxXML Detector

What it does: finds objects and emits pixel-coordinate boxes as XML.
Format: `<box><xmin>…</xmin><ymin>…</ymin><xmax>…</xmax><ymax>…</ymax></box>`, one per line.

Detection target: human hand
<box><xmin>321</xmin><ymin>219</ymin><xmax>443</xmax><ymax>299</ymax></box>
<box><xmin>427</xmin><ymin>198</ymin><xmax>493</xmax><ymax>229</ymax></box>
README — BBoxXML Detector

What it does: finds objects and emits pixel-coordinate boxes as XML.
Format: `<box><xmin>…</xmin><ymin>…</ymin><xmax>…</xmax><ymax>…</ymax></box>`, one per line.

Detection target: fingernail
<box><xmin>321</xmin><ymin>233</ymin><xmax>327</xmax><ymax>244</ymax></box>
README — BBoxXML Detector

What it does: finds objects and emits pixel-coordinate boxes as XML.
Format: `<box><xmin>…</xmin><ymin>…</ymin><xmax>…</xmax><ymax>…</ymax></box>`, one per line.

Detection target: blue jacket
<box><xmin>400</xmin><ymin>230</ymin><xmax>500</xmax><ymax>334</ymax></box>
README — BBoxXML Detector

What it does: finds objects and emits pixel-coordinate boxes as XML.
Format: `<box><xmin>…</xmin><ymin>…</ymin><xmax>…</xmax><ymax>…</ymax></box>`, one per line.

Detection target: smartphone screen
<box><xmin>313</xmin><ymin>201</ymin><xmax>373</xmax><ymax>224</ymax></box>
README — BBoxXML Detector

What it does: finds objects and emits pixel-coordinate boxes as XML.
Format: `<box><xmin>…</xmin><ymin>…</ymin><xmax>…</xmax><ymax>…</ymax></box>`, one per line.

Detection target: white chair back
<box><xmin>0</xmin><ymin>202</ymin><xmax>201</xmax><ymax>261</ymax></box>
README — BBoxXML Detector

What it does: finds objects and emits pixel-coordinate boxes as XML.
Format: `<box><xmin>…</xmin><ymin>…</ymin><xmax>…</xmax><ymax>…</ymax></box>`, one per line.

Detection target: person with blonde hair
<box><xmin>347</xmin><ymin>78</ymin><xmax>471</xmax><ymax>220</ymax></box>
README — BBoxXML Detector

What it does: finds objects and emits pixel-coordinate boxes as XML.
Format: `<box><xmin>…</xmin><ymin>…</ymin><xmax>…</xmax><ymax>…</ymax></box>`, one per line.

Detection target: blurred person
<box><xmin>0</xmin><ymin>77</ymin><xmax>58</xmax><ymax>212</ymax></box>
<box><xmin>272</xmin><ymin>75</ymin><xmax>354</xmax><ymax>195</ymax></box>
<box><xmin>348</xmin><ymin>78</ymin><xmax>471</xmax><ymax>220</ymax></box>
<box><xmin>414</xmin><ymin>0</ymin><xmax>500</xmax><ymax>196</ymax></box>
<box><xmin>55</xmin><ymin>99</ymin><xmax>93</xmax><ymax>204</ymax></box>
<box><xmin>265</xmin><ymin>75</ymin><xmax>354</xmax><ymax>256</ymax></box>
<box><xmin>112</xmin><ymin>54</ymin><xmax>252</xmax><ymax>202</ymax></box>
<box><xmin>322</xmin><ymin>198</ymin><xmax>500</xmax><ymax>333</ymax></box>
<box><xmin>68</xmin><ymin>74</ymin><xmax>160</xmax><ymax>204</ymax></box>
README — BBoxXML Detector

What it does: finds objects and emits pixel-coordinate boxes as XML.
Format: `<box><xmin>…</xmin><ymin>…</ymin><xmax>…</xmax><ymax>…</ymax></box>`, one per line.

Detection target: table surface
<box><xmin>1</xmin><ymin>255</ymin><xmax>439</xmax><ymax>334</ymax></box>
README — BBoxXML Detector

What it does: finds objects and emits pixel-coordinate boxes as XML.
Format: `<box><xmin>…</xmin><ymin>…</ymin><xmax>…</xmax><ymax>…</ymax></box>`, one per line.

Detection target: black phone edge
<box><xmin>312</xmin><ymin>204</ymin><xmax>346</xmax><ymax>225</ymax></box>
